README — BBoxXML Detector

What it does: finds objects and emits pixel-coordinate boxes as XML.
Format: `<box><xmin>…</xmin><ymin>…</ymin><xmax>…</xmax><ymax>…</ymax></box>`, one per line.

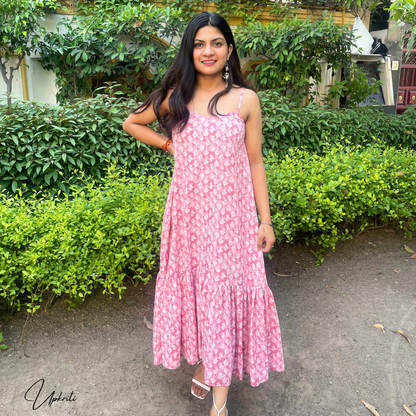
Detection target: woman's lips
<box><xmin>201</xmin><ymin>60</ymin><xmax>217</xmax><ymax>66</ymax></box>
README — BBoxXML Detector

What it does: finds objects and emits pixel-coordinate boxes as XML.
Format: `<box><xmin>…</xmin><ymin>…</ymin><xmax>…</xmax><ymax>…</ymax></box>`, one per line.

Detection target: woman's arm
<box><xmin>243</xmin><ymin>90</ymin><xmax>275</xmax><ymax>253</ymax></box>
<box><xmin>123</xmin><ymin>92</ymin><xmax>174</xmax><ymax>156</ymax></box>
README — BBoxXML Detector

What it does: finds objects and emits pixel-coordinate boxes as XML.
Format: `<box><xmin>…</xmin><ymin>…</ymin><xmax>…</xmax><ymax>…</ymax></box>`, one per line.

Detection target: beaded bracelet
<box><xmin>162</xmin><ymin>138</ymin><xmax>172</xmax><ymax>151</ymax></box>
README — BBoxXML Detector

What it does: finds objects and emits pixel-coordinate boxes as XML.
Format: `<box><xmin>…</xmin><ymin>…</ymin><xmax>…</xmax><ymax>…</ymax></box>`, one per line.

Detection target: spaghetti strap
<box><xmin>237</xmin><ymin>88</ymin><xmax>244</xmax><ymax>111</ymax></box>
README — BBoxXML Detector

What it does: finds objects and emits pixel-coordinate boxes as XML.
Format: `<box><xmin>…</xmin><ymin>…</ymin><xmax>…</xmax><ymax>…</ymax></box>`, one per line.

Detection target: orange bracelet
<box><xmin>162</xmin><ymin>138</ymin><xmax>172</xmax><ymax>151</ymax></box>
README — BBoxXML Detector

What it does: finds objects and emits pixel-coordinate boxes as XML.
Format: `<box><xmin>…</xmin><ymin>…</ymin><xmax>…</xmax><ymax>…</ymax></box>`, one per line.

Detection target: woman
<box><xmin>123</xmin><ymin>11</ymin><xmax>284</xmax><ymax>416</ymax></box>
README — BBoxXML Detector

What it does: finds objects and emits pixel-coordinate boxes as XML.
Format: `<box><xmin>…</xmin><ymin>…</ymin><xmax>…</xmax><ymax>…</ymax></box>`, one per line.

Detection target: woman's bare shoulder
<box><xmin>242</xmin><ymin>87</ymin><xmax>259</xmax><ymax>103</ymax></box>
<box><xmin>239</xmin><ymin>88</ymin><xmax>260</xmax><ymax>121</ymax></box>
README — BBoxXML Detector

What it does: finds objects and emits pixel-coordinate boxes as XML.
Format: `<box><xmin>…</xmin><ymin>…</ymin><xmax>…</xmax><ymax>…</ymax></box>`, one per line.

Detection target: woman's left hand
<box><xmin>257</xmin><ymin>224</ymin><xmax>276</xmax><ymax>253</ymax></box>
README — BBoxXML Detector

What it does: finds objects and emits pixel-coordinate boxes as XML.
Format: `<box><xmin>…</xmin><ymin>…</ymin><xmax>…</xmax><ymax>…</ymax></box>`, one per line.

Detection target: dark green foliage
<box><xmin>259</xmin><ymin>90</ymin><xmax>416</xmax><ymax>157</ymax></box>
<box><xmin>2</xmin><ymin>91</ymin><xmax>416</xmax><ymax>196</ymax></box>
<box><xmin>36</xmin><ymin>2</ymin><xmax>183</xmax><ymax>103</ymax></box>
<box><xmin>0</xmin><ymin>94</ymin><xmax>173</xmax><ymax>196</ymax></box>
<box><xmin>236</xmin><ymin>14</ymin><xmax>356</xmax><ymax>96</ymax></box>
<box><xmin>36</xmin><ymin>2</ymin><xmax>374</xmax><ymax>105</ymax></box>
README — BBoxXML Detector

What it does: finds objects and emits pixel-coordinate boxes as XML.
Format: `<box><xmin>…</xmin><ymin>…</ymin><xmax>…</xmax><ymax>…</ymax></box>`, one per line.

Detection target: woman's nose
<box><xmin>202</xmin><ymin>45</ymin><xmax>214</xmax><ymax>56</ymax></box>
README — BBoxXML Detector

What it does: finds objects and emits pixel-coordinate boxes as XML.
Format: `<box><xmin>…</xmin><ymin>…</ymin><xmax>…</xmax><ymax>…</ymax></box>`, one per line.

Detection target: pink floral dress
<box><xmin>153</xmin><ymin>88</ymin><xmax>284</xmax><ymax>387</ymax></box>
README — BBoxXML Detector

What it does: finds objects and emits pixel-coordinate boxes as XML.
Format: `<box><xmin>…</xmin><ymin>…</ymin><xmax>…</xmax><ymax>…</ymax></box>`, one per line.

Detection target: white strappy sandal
<box><xmin>212</xmin><ymin>390</ymin><xmax>228</xmax><ymax>416</ymax></box>
<box><xmin>191</xmin><ymin>359</ymin><xmax>211</xmax><ymax>399</ymax></box>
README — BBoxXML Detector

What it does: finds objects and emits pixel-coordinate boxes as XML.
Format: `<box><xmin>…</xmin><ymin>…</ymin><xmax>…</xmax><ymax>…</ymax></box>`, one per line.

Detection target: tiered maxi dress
<box><xmin>153</xmin><ymin>88</ymin><xmax>284</xmax><ymax>387</ymax></box>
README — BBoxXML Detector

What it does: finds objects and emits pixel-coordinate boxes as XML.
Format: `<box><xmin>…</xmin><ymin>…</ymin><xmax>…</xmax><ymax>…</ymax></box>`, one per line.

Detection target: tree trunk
<box><xmin>0</xmin><ymin>53</ymin><xmax>25</xmax><ymax>106</ymax></box>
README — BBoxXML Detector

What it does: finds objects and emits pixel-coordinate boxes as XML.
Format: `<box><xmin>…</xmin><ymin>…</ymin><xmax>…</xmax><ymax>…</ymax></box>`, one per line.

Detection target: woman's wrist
<box><xmin>259</xmin><ymin>214</ymin><xmax>272</xmax><ymax>224</ymax></box>
<box><xmin>161</xmin><ymin>138</ymin><xmax>172</xmax><ymax>151</ymax></box>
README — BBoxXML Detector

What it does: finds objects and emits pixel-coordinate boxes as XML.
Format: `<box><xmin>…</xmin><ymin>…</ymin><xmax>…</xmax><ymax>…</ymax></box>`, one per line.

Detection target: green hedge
<box><xmin>0</xmin><ymin>94</ymin><xmax>173</xmax><ymax>196</ymax></box>
<box><xmin>1</xmin><ymin>92</ymin><xmax>416</xmax><ymax>196</ymax></box>
<box><xmin>260</xmin><ymin>91</ymin><xmax>416</xmax><ymax>157</ymax></box>
<box><xmin>266</xmin><ymin>141</ymin><xmax>416</xmax><ymax>259</ymax></box>
<box><xmin>1</xmin><ymin>142</ymin><xmax>416</xmax><ymax>314</ymax></box>
<box><xmin>0</xmin><ymin>167</ymin><xmax>169</xmax><ymax>314</ymax></box>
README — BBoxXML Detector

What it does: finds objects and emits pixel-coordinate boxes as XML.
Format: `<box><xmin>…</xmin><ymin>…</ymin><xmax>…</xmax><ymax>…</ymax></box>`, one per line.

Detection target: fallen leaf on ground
<box><xmin>411</xmin><ymin>254</ymin><xmax>416</xmax><ymax>259</ymax></box>
<box><xmin>326</xmin><ymin>285</ymin><xmax>334</xmax><ymax>288</ymax></box>
<box><xmin>391</xmin><ymin>330</ymin><xmax>411</xmax><ymax>344</ymax></box>
<box><xmin>404</xmin><ymin>245</ymin><xmax>416</xmax><ymax>254</ymax></box>
<box><xmin>373</xmin><ymin>324</ymin><xmax>385</xmax><ymax>334</ymax></box>
<box><xmin>144</xmin><ymin>317</ymin><xmax>153</xmax><ymax>330</ymax></box>
<box><xmin>361</xmin><ymin>400</ymin><xmax>381</xmax><ymax>416</ymax></box>
<box><xmin>384</xmin><ymin>229</ymin><xmax>395</xmax><ymax>233</ymax></box>
<box><xmin>273</xmin><ymin>272</ymin><xmax>292</xmax><ymax>277</ymax></box>
<box><xmin>404</xmin><ymin>404</ymin><xmax>416</xmax><ymax>416</ymax></box>
<box><xmin>396</xmin><ymin>170</ymin><xmax>405</xmax><ymax>177</ymax></box>
<box><xmin>393</xmin><ymin>269</ymin><xmax>401</xmax><ymax>273</ymax></box>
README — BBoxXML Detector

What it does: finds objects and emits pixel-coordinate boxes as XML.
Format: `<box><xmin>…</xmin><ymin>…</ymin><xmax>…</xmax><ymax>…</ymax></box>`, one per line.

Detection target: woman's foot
<box><xmin>191</xmin><ymin>360</ymin><xmax>210</xmax><ymax>399</ymax></box>
<box><xmin>210</xmin><ymin>386</ymin><xmax>229</xmax><ymax>416</ymax></box>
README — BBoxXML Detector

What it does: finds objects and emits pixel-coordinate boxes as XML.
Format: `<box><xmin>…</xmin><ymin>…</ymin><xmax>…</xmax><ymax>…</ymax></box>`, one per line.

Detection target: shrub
<box><xmin>266</xmin><ymin>141</ymin><xmax>416</xmax><ymax>261</ymax></box>
<box><xmin>236</xmin><ymin>14</ymin><xmax>356</xmax><ymax>97</ymax></box>
<box><xmin>2</xmin><ymin>143</ymin><xmax>416</xmax><ymax>314</ymax></box>
<box><xmin>37</xmin><ymin>3</ymin><xmax>183</xmax><ymax>102</ymax></box>
<box><xmin>0</xmin><ymin>94</ymin><xmax>173</xmax><ymax>196</ymax></box>
<box><xmin>2</xmin><ymin>91</ymin><xmax>416</xmax><ymax>196</ymax></box>
<box><xmin>0</xmin><ymin>166</ymin><xmax>170</xmax><ymax>314</ymax></box>
<box><xmin>259</xmin><ymin>90</ymin><xmax>416</xmax><ymax>157</ymax></box>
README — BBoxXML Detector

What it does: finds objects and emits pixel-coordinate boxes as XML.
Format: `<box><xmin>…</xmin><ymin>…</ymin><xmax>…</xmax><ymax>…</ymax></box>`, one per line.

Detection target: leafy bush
<box><xmin>0</xmin><ymin>166</ymin><xmax>170</xmax><ymax>314</ymax></box>
<box><xmin>266</xmin><ymin>141</ymin><xmax>416</xmax><ymax>261</ymax></box>
<box><xmin>37</xmin><ymin>1</ymin><xmax>362</xmax><ymax>105</ymax></box>
<box><xmin>260</xmin><ymin>90</ymin><xmax>416</xmax><ymax>157</ymax></box>
<box><xmin>158</xmin><ymin>0</ymin><xmax>294</xmax><ymax>24</ymax></box>
<box><xmin>0</xmin><ymin>93</ymin><xmax>173</xmax><ymax>196</ymax></box>
<box><xmin>2</xmin><ymin>143</ymin><xmax>416</xmax><ymax>314</ymax></box>
<box><xmin>236</xmin><ymin>14</ymin><xmax>356</xmax><ymax>97</ymax></box>
<box><xmin>2</xmin><ymin>91</ymin><xmax>416</xmax><ymax>196</ymax></box>
<box><xmin>37</xmin><ymin>2</ymin><xmax>183</xmax><ymax>102</ymax></box>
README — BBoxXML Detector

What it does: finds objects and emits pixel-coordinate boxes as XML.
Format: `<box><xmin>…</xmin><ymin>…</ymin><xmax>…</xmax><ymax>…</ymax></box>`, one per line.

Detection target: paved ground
<box><xmin>0</xmin><ymin>226</ymin><xmax>415</xmax><ymax>416</ymax></box>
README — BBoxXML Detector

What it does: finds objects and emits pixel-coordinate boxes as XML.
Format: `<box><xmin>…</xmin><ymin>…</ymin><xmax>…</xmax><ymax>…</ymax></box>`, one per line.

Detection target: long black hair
<box><xmin>133</xmin><ymin>11</ymin><xmax>251</xmax><ymax>138</ymax></box>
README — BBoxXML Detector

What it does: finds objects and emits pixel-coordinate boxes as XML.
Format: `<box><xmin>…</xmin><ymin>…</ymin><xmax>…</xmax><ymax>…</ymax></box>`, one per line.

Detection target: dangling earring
<box><xmin>223</xmin><ymin>60</ymin><xmax>229</xmax><ymax>89</ymax></box>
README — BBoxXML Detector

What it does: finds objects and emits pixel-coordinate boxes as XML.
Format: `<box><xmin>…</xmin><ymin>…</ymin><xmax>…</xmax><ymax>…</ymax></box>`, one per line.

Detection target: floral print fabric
<box><xmin>153</xmin><ymin>88</ymin><xmax>284</xmax><ymax>386</ymax></box>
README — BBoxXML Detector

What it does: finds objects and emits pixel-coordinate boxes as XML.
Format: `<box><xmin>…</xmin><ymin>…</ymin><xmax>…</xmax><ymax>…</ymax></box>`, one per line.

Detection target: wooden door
<box><xmin>397</xmin><ymin>34</ymin><xmax>416</xmax><ymax>114</ymax></box>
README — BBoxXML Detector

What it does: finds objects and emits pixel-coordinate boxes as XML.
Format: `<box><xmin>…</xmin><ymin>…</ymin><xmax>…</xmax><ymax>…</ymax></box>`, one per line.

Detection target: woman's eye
<box><xmin>194</xmin><ymin>43</ymin><xmax>202</xmax><ymax>48</ymax></box>
<box><xmin>215</xmin><ymin>42</ymin><xmax>223</xmax><ymax>46</ymax></box>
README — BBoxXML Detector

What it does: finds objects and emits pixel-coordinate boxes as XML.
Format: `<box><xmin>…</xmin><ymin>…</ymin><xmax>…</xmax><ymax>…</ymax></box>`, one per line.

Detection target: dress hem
<box><xmin>153</xmin><ymin>354</ymin><xmax>285</xmax><ymax>387</ymax></box>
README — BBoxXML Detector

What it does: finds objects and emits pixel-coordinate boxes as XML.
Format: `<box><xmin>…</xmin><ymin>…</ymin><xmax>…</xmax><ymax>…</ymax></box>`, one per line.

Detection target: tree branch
<box><xmin>0</xmin><ymin>57</ymin><xmax>9</xmax><ymax>84</ymax></box>
<box><xmin>10</xmin><ymin>53</ymin><xmax>25</xmax><ymax>72</ymax></box>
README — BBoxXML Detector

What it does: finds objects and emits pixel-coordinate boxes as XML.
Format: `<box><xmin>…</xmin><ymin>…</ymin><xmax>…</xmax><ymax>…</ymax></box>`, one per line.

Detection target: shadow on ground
<box><xmin>0</xmin><ymin>227</ymin><xmax>415</xmax><ymax>416</ymax></box>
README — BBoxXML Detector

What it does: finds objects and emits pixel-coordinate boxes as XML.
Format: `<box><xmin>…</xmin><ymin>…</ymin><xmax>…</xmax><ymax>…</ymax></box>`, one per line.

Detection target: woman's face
<box><xmin>193</xmin><ymin>25</ymin><xmax>232</xmax><ymax>77</ymax></box>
